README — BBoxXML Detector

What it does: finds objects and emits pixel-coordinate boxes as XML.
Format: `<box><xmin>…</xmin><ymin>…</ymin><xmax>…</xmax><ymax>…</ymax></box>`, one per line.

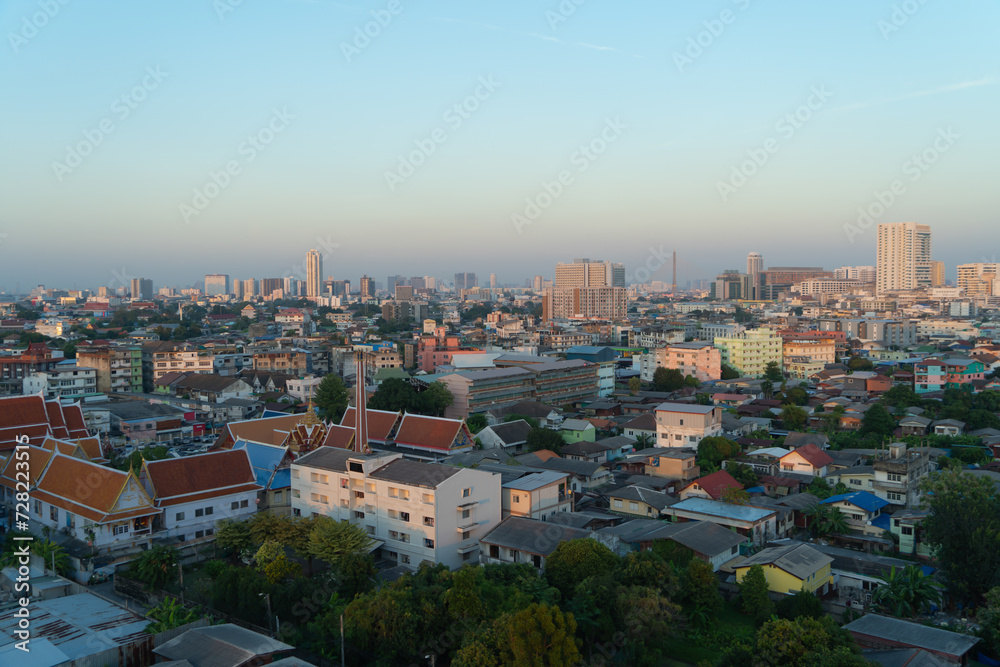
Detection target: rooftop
<box><xmin>843</xmin><ymin>614</ymin><xmax>980</xmax><ymax>658</ymax></box>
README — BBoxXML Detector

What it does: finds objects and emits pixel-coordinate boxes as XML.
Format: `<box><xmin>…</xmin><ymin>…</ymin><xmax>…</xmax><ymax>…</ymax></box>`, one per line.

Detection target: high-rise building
<box><xmin>241</xmin><ymin>279</ymin><xmax>257</xmax><ymax>299</ymax></box>
<box><xmin>957</xmin><ymin>263</ymin><xmax>1000</xmax><ymax>296</ymax></box>
<box><xmin>930</xmin><ymin>260</ymin><xmax>946</xmax><ymax>287</ymax></box>
<box><xmin>489</xmin><ymin>273</ymin><xmax>497</xmax><ymax>289</ymax></box>
<box><xmin>876</xmin><ymin>222</ymin><xmax>932</xmax><ymax>294</ymax></box>
<box><xmin>306</xmin><ymin>249</ymin><xmax>322</xmax><ymax>297</ymax></box>
<box><xmin>454</xmin><ymin>272</ymin><xmax>478</xmax><ymax>291</ymax></box>
<box><xmin>129</xmin><ymin>278</ymin><xmax>153</xmax><ymax>300</ymax></box>
<box><xmin>327</xmin><ymin>280</ymin><xmax>350</xmax><ymax>298</ymax></box>
<box><xmin>533</xmin><ymin>275</ymin><xmax>543</xmax><ymax>292</ymax></box>
<box><xmin>544</xmin><ymin>258</ymin><xmax>628</xmax><ymax>320</ymax></box>
<box><xmin>387</xmin><ymin>275</ymin><xmax>404</xmax><ymax>291</ymax></box>
<box><xmin>746</xmin><ymin>252</ymin><xmax>763</xmax><ymax>276</ymax></box>
<box><xmin>205</xmin><ymin>274</ymin><xmax>230</xmax><ymax>296</ymax></box>
<box><xmin>359</xmin><ymin>275</ymin><xmax>373</xmax><ymax>300</ymax></box>
<box><xmin>260</xmin><ymin>278</ymin><xmax>283</xmax><ymax>298</ymax></box>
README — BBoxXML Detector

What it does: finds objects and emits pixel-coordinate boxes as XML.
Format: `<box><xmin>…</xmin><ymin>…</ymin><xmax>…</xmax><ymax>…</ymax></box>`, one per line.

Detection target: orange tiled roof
<box><xmin>33</xmin><ymin>453</ymin><xmax>158</xmax><ymax>524</ymax></box>
<box><xmin>75</xmin><ymin>436</ymin><xmax>106</xmax><ymax>462</ymax></box>
<box><xmin>321</xmin><ymin>424</ymin><xmax>355</xmax><ymax>449</ymax></box>
<box><xmin>218</xmin><ymin>414</ymin><xmax>306</xmax><ymax>448</ymax></box>
<box><xmin>144</xmin><ymin>450</ymin><xmax>258</xmax><ymax>502</ymax></box>
<box><xmin>0</xmin><ymin>445</ymin><xmax>54</xmax><ymax>490</ymax></box>
<box><xmin>340</xmin><ymin>407</ymin><xmax>400</xmax><ymax>442</ymax></box>
<box><xmin>394</xmin><ymin>413</ymin><xmax>469</xmax><ymax>451</ymax></box>
<box><xmin>62</xmin><ymin>403</ymin><xmax>90</xmax><ymax>438</ymax></box>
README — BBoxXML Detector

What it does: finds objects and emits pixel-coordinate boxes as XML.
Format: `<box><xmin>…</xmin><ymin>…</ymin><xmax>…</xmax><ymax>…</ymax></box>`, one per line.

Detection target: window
<box><xmin>354</xmin><ymin>511</ymin><xmax>365</xmax><ymax>519</ymax></box>
<box><xmin>50</xmin><ymin>506</ymin><xmax>58</xmax><ymax>521</ymax></box>
<box><xmin>274</xmin><ymin>491</ymin><xmax>282</xmax><ymax>503</ymax></box>
<box><xmin>679</xmin><ymin>419</ymin><xmax>684</xmax><ymax>425</ymax></box>
<box><xmin>424</xmin><ymin>538</ymin><xmax>435</xmax><ymax>548</ymax></box>
<box><xmin>400</xmin><ymin>512</ymin><xmax>410</xmax><ymax>522</ymax></box>
<box><xmin>354</xmin><ymin>491</ymin><xmax>365</xmax><ymax>499</ymax></box>
<box><xmin>462</xmin><ymin>509</ymin><xmax>471</xmax><ymax>519</ymax></box>
<box><xmin>240</xmin><ymin>500</ymin><xmax>248</xmax><ymax>508</ymax></box>
<box><xmin>195</xmin><ymin>508</ymin><xmax>203</xmax><ymax>517</ymax></box>
<box><xmin>461</xmin><ymin>530</ymin><xmax>471</xmax><ymax>541</ymax></box>
<box><xmin>849</xmin><ymin>478</ymin><xmax>861</xmax><ymax>486</ymax></box>
<box><xmin>400</xmin><ymin>554</ymin><xmax>410</xmax><ymax>565</ymax></box>
<box><xmin>293</xmin><ymin>508</ymin><xmax>301</xmax><ymax>516</ymax></box>
<box><xmin>176</xmin><ymin>511</ymin><xmax>185</xmax><ymax>521</ymax></box>
<box><xmin>113</xmin><ymin>523</ymin><xmax>129</xmax><ymax>536</ymax></box>
<box><xmin>463</xmin><ymin>488</ymin><xmax>471</xmax><ymax>498</ymax></box>
<box><xmin>292</xmin><ymin>489</ymin><xmax>300</xmax><ymax>499</ymax></box>
<box><xmin>205</xmin><ymin>528</ymin><xmax>214</xmax><ymax>536</ymax></box>
<box><xmin>629</xmin><ymin>502</ymin><xmax>639</xmax><ymax>511</ymax></box>
<box><xmin>195</xmin><ymin>530</ymin><xmax>205</xmax><ymax>538</ymax></box>
<box><xmin>613</xmin><ymin>499</ymin><xmax>623</xmax><ymax>508</ymax></box>
<box><xmin>34</xmin><ymin>500</ymin><xmax>41</xmax><ymax>516</ymax></box>
<box><xmin>231</xmin><ymin>501</ymin><xmax>239</xmax><ymax>510</ymax></box>
<box><xmin>901</xmin><ymin>526</ymin><xmax>913</xmax><ymax>536</ymax></box>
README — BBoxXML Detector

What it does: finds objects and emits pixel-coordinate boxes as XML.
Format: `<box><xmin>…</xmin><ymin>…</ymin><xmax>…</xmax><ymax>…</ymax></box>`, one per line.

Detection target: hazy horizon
<box><xmin>2</xmin><ymin>1</ymin><xmax>997</xmax><ymax>290</ymax></box>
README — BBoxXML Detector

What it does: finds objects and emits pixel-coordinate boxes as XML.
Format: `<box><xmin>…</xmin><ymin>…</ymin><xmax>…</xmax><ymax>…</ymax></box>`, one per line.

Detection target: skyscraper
<box><xmin>746</xmin><ymin>252</ymin><xmax>763</xmax><ymax>276</ymax></box>
<box><xmin>876</xmin><ymin>222</ymin><xmax>932</xmax><ymax>294</ymax></box>
<box><xmin>454</xmin><ymin>272</ymin><xmax>477</xmax><ymax>291</ymax></box>
<box><xmin>544</xmin><ymin>258</ymin><xmax>628</xmax><ymax>320</ymax></box>
<box><xmin>205</xmin><ymin>274</ymin><xmax>230</xmax><ymax>296</ymax></box>
<box><xmin>359</xmin><ymin>275</ymin><xmax>373</xmax><ymax>299</ymax></box>
<box><xmin>306</xmin><ymin>249</ymin><xmax>322</xmax><ymax>297</ymax></box>
<box><xmin>129</xmin><ymin>278</ymin><xmax>153</xmax><ymax>300</ymax></box>
<box><xmin>489</xmin><ymin>273</ymin><xmax>497</xmax><ymax>289</ymax></box>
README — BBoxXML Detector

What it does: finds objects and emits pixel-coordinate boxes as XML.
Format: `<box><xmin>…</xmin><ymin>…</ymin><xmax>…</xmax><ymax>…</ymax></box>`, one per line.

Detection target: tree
<box><xmin>804</xmin><ymin>505</ymin><xmax>849</xmax><ymax>537</ymax></box>
<box><xmin>307</xmin><ymin>516</ymin><xmax>375</xmax><ymax>566</ymax></box>
<box><xmin>872</xmin><ymin>565</ymin><xmax>942</xmax><ymax>618</ymax></box>
<box><xmin>749</xmin><ymin>616</ymin><xmax>868</xmax><ymax>667</ymax></box>
<box><xmin>847</xmin><ymin>355</ymin><xmax>874</xmax><ymax>372</ymax></box>
<box><xmin>761</xmin><ymin>379</ymin><xmax>774</xmax><ymax>399</ymax></box>
<box><xmin>314</xmin><ymin>374</ymin><xmax>349</xmax><ymax>422</ymax></box>
<box><xmin>679</xmin><ymin>558</ymin><xmax>723</xmax><ymax>618</ymax></box>
<box><xmin>33</xmin><ymin>539</ymin><xmax>71</xmax><ymax>576</ymax></box>
<box><xmin>131</xmin><ymin>545</ymin><xmax>178</xmax><ymax>590</ymax></box>
<box><xmin>145</xmin><ymin>597</ymin><xmax>200</xmax><ymax>634</ymax></box>
<box><xmin>628</xmin><ymin>376</ymin><xmax>641</xmax><ymax>395</ymax></box>
<box><xmin>721</xmin><ymin>486</ymin><xmax>751</xmax><ymax>505</ymax></box>
<box><xmin>920</xmin><ymin>469</ymin><xmax>1000</xmax><ymax>605</ymax></box>
<box><xmin>783</xmin><ymin>386</ymin><xmax>809</xmax><ymax>406</ymax></box>
<box><xmin>776</xmin><ymin>589</ymin><xmax>824</xmax><ymax>620</ymax></box>
<box><xmin>721</xmin><ymin>364</ymin><xmax>741</xmax><ymax>380</ymax></box>
<box><xmin>455</xmin><ymin>603</ymin><xmax>581</xmax><ymax>667</ymax></box>
<box><xmin>978</xmin><ymin>586</ymin><xmax>1000</xmax><ymax>657</ymax></box>
<box><xmin>215</xmin><ymin>518</ymin><xmax>253</xmax><ymax>557</ymax></box>
<box><xmin>544</xmin><ymin>539</ymin><xmax>619</xmax><ymax>598</ymax></box>
<box><xmin>526</xmin><ymin>427</ymin><xmax>565</xmax><ymax>454</ymax></box>
<box><xmin>652</xmin><ymin>367</ymin><xmax>685</xmax><ymax>392</ymax></box>
<box><xmin>466</xmin><ymin>413</ymin><xmax>488</xmax><ymax>433</ymax></box>
<box><xmin>697</xmin><ymin>436</ymin><xmax>739</xmax><ymax>469</ymax></box>
<box><xmin>418</xmin><ymin>381</ymin><xmax>454</xmax><ymax>417</ymax></box>
<box><xmin>764</xmin><ymin>361</ymin><xmax>784</xmax><ymax>382</ymax></box>
<box><xmin>740</xmin><ymin>564</ymin><xmax>775</xmax><ymax>623</ymax></box>
<box><xmin>780</xmin><ymin>404</ymin><xmax>808</xmax><ymax>430</ymax></box>
<box><xmin>860</xmin><ymin>404</ymin><xmax>895</xmax><ymax>438</ymax></box>
<box><xmin>368</xmin><ymin>377</ymin><xmax>420</xmax><ymax>412</ymax></box>
<box><xmin>684</xmin><ymin>374</ymin><xmax>701</xmax><ymax>388</ymax></box>
<box><xmin>729</xmin><ymin>462</ymin><xmax>759</xmax><ymax>488</ymax></box>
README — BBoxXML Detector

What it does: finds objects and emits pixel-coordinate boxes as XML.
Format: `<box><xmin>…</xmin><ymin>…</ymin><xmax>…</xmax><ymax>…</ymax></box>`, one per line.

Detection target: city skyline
<box><xmin>1</xmin><ymin>2</ymin><xmax>997</xmax><ymax>288</ymax></box>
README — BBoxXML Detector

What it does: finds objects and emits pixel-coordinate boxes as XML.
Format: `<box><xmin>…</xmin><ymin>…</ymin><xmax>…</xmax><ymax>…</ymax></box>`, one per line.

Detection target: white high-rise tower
<box><xmin>876</xmin><ymin>222</ymin><xmax>932</xmax><ymax>295</ymax></box>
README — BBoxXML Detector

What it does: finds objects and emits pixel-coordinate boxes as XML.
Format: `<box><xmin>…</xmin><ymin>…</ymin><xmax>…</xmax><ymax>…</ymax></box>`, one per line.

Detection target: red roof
<box><xmin>0</xmin><ymin>395</ymin><xmax>90</xmax><ymax>450</ymax></box>
<box><xmin>321</xmin><ymin>424</ymin><xmax>355</xmax><ymax>449</ymax></box>
<box><xmin>144</xmin><ymin>449</ymin><xmax>258</xmax><ymax>503</ymax></box>
<box><xmin>340</xmin><ymin>407</ymin><xmax>400</xmax><ymax>443</ymax></box>
<box><xmin>684</xmin><ymin>470</ymin><xmax>743</xmax><ymax>500</ymax></box>
<box><xmin>783</xmin><ymin>443</ymin><xmax>833</xmax><ymax>469</ymax></box>
<box><xmin>393</xmin><ymin>413</ymin><xmax>471</xmax><ymax>451</ymax></box>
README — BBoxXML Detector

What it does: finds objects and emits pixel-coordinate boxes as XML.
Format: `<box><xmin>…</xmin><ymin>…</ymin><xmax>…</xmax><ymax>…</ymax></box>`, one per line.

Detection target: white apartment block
<box><xmin>23</xmin><ymin>365</ymin><xmax>98</xmax><ymax>398</ymax></box>
<box><xmin>957</xmin><ymin>263</ymin><xmax>1000</xmax><ymax>296</ymax></box>
<box><xmin>876</xmin><ymin>222</ymin><xmax>932</xmax><ymax>294</ymax></box>
<box><xmin>713</xmin><ymin>327</ymin><xmax>783</xmax><ymax>378</ymax></box>
<box><xmin>291</xmin><ymin>448</ymin><xmax>501</xmax><ymax>570</ymax></box>
<box><xmin>654</xmin><ymin>403</ymin><xmax>723</xmax><ymax>448</ymax></box>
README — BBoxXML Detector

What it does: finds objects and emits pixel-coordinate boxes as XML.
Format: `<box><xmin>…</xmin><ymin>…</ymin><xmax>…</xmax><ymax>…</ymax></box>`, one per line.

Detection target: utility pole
<box><xmin>178</xmin><ymin>561</ymin><xmax>184</xmax><ymax>605</ymax></box>
<box><xmin>340</xmin><ymin>614</ymin><xmax>346</xmax><ymax>667</ymax></box>
<box><xmin>261</xmin><ymin>593</ymin><xmax>274</xmax><ymax>636</ymax></box>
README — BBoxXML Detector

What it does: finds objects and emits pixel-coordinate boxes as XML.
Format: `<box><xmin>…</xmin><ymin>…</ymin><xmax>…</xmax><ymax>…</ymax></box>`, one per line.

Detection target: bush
<box><xmin>203</xmin><ymin>559</ymin><xmax>227</xmax><ymax>579</ymax></box>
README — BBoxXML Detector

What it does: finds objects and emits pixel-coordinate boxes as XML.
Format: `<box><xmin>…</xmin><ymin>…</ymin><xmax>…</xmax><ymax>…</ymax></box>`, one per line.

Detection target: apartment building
<box><xmin>417</xmin><ymin>328</ymin><xmax>480</xmax><ymax>373</ymax></box>
<box><xmin>291</xmin><ymin>447</ymin><xmax>501</xmax><ymax>570</ymax></box>
<box><xmin>0</xmin><ymin>343</ymin><xmax>64</xmax><ymax>392</ymax></box>
<box><xmin>782</xmin><ymin>338</ymin><xmax>836</xmax><ymax>379</ymax></box>
<box><xmin>654</xmin><ymin>403</ymin><xmax>723</xmax><ymax>448</ymax></box>
<box><xmin>77</xmin><ymin>345</ymin><xmax>143</xmax><ymax>393</ymax></box>
<box><xmin>816</xmin><ymin>319</ymin><xmax>917</xmax><ymax>347</ymax></box>
<box><xmin>22</xmin><ymin>364</ymin><xmax>98</xmax><ymax>399</ymax></box>
<box><xmin>149</xmin><ymin>343</ymin><xmax>216</xmax><ymax>382</ymax></box>
<box><xmin>501</xmin><ymin>471</ymin><xmax>573</xmax><ymax>520</ymax></box>
<box><xmin>527</xmin><ymin>359</ymin><xmax>599</xmax><ymax>406</ymax></box>
<box><xmin>253</xmin><ymin>349</ymin><xmax>310</xmax><ymax>375</ymax></box>
<box><xmin>713</xmin><ymin>327</ymin><xmax>783</xmax><ymax>378</ymax></box>
<box><xmin>564</xmin><ymin>345</ymin><xmax>617</xmax><ymax>397</ymax></box>
<box><xmin>876</xmin><ymin>222</ymin><xmax>933</xmax><ymax>294</ymax></box>
<box><xmin>436</xmin><ymin>367</ymin><xmax>536</xmax><ymax>420</ymax></box>
<box><xmin>872</xmin><ymin>444</ymin><xmax>931</xmax><ymax>507</ymax></box>
<box><xmin>640</xmin><ymin>342</ymin><xmax>722</xmax><ymax>382</ymax></box>
<box><xmin>957</xmin><ymin>263</ymin><xmax>1000</xmax><ymax>296</ymax></box>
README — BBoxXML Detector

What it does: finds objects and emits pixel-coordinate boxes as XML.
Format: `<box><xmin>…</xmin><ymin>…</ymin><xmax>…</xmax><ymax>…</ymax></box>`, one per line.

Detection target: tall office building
<box><xmin>533</xmin><ymin>275</ymin><xmax>543</xmax><ymax>292</ymax></box>
<box><xmin>130</xmin><ymin>278</ymin><xmax>153</xmax><ymax>300</ymax></box>
<box><xmin>746</xmin><ymin>252</ymin><xmax>763</xmax><ymax>276</ymax></box>
<box><xmin>454</xmin><ymin>272</ymin><xmax>477</xmax><ymax>291</ymax></box>
<box><xmin>241</xmin><ymin>279</ymin><xmax>257</xmax><ymax>299</ymax></box>
<box><xmin>489</xmin><ymin>273</ymin><xmax>497</xmax><ymax>289</ymax></box>
<box><xmin>544</xmin><ymin>258</ymin><xmax>628</xmax><ymax>320</ymax></box>
<box><xmin>876</xmin><ymin>222</ymin><xmax>932</xmax><ymax>294</ymax></box>
<box><xmin>260</xmin><ymin>278</ymin><xmax>283</xmax><ymax>298</ymax></box>
<box><xmin>205</xmin><ymin>274</ymin><xmax>230</xmax><ymax>296</ymax></box>
<box><xmin>328</xmin><ymin>280</ymin><xmax>350</xmax><ymax>298</ymax></box>
<box><xmin>957</xmin><ymin>263</ymin><xmax>1000</xmax><ymax>296</ymax></box>
<box><xmin>745</xmin><ymin>252</ymin><xmax>763</xmax><ymax>300</ymax></box>
<box><xmin>359</xmin><ymin>275</ymin><xmax>373</xmax><ymax>300</ymax></box>
<box><xmin>306</xmin><ymin>249</ymin><xmax>322</xmax><ymax>297</ymax></box>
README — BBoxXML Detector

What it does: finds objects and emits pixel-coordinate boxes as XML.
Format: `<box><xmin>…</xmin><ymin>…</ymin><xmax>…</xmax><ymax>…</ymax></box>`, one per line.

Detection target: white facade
<box><xmin>876</xmin><ymin>222</ymin><xmax>932</xmax><ymax>294</ymax></box>
<box><xmin>156</xmin><ymin>490</ymin><xmax>258</xmax><ymax>542</ymax></box>
<box><xmin>23</xmin><ymin>365</ymin><xmax>98</xmax><ymax>398</ymax></box>
<box><xmin>291</xmin><ymin>448</ymin><xmax>501</xmax><ymax>570</ymax></box>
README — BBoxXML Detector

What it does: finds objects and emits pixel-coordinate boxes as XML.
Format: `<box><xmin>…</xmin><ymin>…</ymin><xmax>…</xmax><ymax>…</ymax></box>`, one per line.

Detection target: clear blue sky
<box><xmin>1</xmin><ymin>0</ymin><xmax>997</xmax><ymax>291</ymax></box>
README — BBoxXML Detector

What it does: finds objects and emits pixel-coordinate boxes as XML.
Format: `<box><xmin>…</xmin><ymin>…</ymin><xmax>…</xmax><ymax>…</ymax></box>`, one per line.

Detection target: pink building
<box><xmin>417</xmin><ymin>327</ymin><xmax>480</xmax><ymax>373</ymax></box>
<box><xmin>649</xmin><ymin>342</ymin><xmax>721</xmax><ymax>382</ymax></box>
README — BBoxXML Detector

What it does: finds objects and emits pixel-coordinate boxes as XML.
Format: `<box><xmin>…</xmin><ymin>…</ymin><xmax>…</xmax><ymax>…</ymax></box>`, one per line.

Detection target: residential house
<box><xmin>642</xmin><ymin>447</ymin><xmax>700</xmax><ymax>482</ymax></box>
<box><xmin>734</xmin><ymin>543</ymin><xmax>834</xmax><ymax>596</ymax></box>
<box><xmin>596</xmin><ymin>518</ymin><xmax>745</xmax><ymax>571</ymax></box>
<box><xmin>931</xmin><ymin>419</ymin><xmax>965</xmax><ymax>436</ymax></box>
<box><xmin>898</xmin><ymin>415</ymin><xmax>931</xmax><ymax>436</ymax></box>
<box><xmin>479</xmin><ymin>516</ymin><xmax>592</xmax><ymax>571</ymax></box>
<box><xmin>621</xmin><ymin>413</ymin><xmax>658</xmax><ymax>446</ymax></box>
<box><xmin>678</xmin><ymin>470</ymin><xmax>743</xmax><ymax>501</ymax></box>
<box><xmin>607</xmin><ymin>485</ymin><xmax>676</xmax><ymax>518</ymax></box>
<box><xmin>560</xmin><ymin>418</ymin><xmax>596</xmax><ymax>443</ymax></box>
<box><xmin>485</xmin><ymin>399</ymin><xmax>563</xmax><ymax>429</ymax></box>
<box><xmin>501</xmin><ymin>471</ymin><xmax>572</xmax><ymax>520</ymax></box>
<box><xmin>561</xmin><ymin>439</ymin><xmax>612</xmax><ymax>464</ymax></box>
<box><xmin>291</xmin><ymin>447</ymin><xmax>501</xmax><ymax>569</ymax></box>
<box><xmin>821</xmin><ymin>491</ymin><xmax>890</xmax><ymax>535</ymax></box>
<box><xmin>890</xmin><ymin>509</ymin><xmax>934</xmax><ymax>559</ymax></box>
<box><xmin>654</xmin><ymin>403</ymin><xmax>723</xmax><ymax>448</ymax></box>
<box><xmin>662</xmin><ymin>497</ymin><xmax>779</xmax><ymax>546</ymax></box>
<box><xmin>844</xmin><ymin>615</ymin><xmax>980</xmax><ymax>665</ymax></box>
<box><xmin>596</xmin><ymin>435</ymin><xmax>637</xmax><ymax>461</ymax></box>
<box><xmin>141</xmin><ymin>450</ymin><xmax>261</xmax><ymax>543</ymax></box>
<box><xmin>914</xmin><ymin>359</ymin><xmax>946</xmax><ymax>394</ymax></box>
<box><xmin>535</xmin><ymin>457</ymin><xmax>612</xmax><ymax>491</ymax></box>
<box><xmin>476</xmin><ymin>420</ymin><xmax>532</xmax><ymax>451</ymax></box>
<box><xmin>778</xmin><ymin>444</ymin><xmax>833</xmax><ymax>478</ymax></box>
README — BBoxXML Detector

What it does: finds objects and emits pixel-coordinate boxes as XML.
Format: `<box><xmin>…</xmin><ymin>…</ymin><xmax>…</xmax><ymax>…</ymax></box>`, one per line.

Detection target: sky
<box><xmin>1</xmin><ymin>0</ymin><xmax>997</xmax><ymax>292</ymax></box>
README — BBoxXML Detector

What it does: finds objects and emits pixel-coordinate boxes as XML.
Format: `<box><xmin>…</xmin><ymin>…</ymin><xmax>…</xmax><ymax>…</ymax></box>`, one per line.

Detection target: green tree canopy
<box><xmin>860</xmin><ymin>403</ymin><xmax>895</xmax><ymax>438</ymax></box>
<box><xmin>526</xmin><ymin>427</ymin><xmax>565</xmax><ymax>454</ymax></box>
<box><xmin>314</xmin><ymin>373</ymin><xmax>350</xmax><ymax>422</ymax></box>
<box><xmin>739</xmin><ymin>564</ymin><xmax>775</xmax><ymax>624</ymax></box>
<box><xmin>652</xmin><ymin>367</ymin><xmax>685</xmax><ymax>392</ymax></box>
<box><xmin>307</xmin><ymin>516</ymin><xmax>376</xmax><ymax>566</ymax></box>
<box><xmin>721</xmin><ymin>364</ymin><xmax>741</xmax><ymax>380</ymax></box>
<box><xmin>764</xmin><ymin>361</ymin><xmax>784</xmax><ymax>382</ymax></box>
<box><xmin>780</xmin><ymin>404</ymin><xmax>808</xmax><ymax>430</ymax></box>
<box><xmin>544</xmin><ymin>539</ymin><xmax>619</xmax><ymax>598</ymax></box>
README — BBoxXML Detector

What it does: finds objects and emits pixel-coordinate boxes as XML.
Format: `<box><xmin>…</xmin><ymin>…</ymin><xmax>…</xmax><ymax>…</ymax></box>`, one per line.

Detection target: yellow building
<box><xmin>734</xmin><ymin>543</ymin><xmax>834</xmax><ymax>595</ymax></box>
<box><xmin>713</xmin><ymin>327</ymin><xmax>783</xmax><ymax>378</ymax></box>
<box><xmin>782</xmin><ymin>338</ymin><xmax>836</xmax><ymax>379</ymax></box>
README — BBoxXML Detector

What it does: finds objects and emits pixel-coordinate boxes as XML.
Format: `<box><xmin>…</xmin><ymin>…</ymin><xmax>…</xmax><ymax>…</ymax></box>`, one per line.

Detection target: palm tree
<box><xmin>804</xmin><ymin>505</ymin><xmax>849</xmax><ymax>537</ymax></box>
<box><xmin>761</xmin><ymin>379</ymin><xmax>774</xmax><ymax>399</ymax></box>
<box><xmin>873</xmin><ymin>565</ymin><xmax>942</xmax><ymax>618</ymax></box>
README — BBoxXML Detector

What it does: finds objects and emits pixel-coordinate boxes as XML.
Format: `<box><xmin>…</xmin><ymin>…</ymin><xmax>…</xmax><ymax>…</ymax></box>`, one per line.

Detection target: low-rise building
<box><xmin>654</xmin><ymin>403</ymin><xmax>723</xmax><ymax>448</ymax></box>
<box><xmin>734</xmin><ymin>543</ymin><xmax>834</xmax><ymax>596</ymax></box>
<box><xmin>501</xmin><ymin>471</ymin><xmax>572</xmax><ymax>520</ymax></box>
<box><xmin>641</xmin><ymin>342</ymin><xmax>722</xmax><ymax>383</ymax></box>
<box><xmin>479</xmin><ymin>516</ymin><xmax>591</xmax><ymax>571</ymax></box>
<box><xmin>662</xmin><ymin>497</ymin><xmax>779</xmax><ymax>545</ymax></box>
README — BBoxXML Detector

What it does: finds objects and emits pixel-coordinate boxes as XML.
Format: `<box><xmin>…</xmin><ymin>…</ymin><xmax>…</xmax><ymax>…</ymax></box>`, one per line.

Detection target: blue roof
<box><xmin>870</xmin><ymin>513</ymin><xmax>892</xmax><ymax>531</ymax></box>
<box><xmin>232</xmin><ymin>439</ymin><xmax>287</xmax><ymax>488</ymax></box>
<box><xmin>270</xmin><ymin>467</ymin><xmax>291</xmax><ymax>489</ymax></box>
<box><xmin>822</xmin><ymin>491</ymin><xmax>889</xmax><ymax>513</ymax></box>
<box><xmin>260</xmin><ymin>409</ymin><xmax>290</xmax><ymax>418</ymax></box>
<box><xmin>745</xmin><ymin>486</ymin><xmax>766</xmax><ymax>493</ymax></box>
<box><xmin>671</xmin><ymin>497</ymin><xmax>775</xmax><ymax>522</ymax></box>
